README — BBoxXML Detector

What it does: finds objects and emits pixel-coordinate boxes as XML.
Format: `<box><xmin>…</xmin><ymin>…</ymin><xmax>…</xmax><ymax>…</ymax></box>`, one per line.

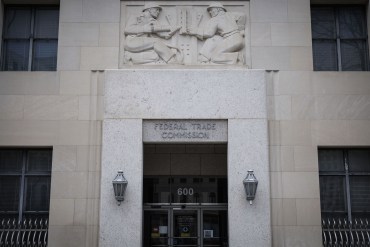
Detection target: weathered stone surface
<box><xmin>101</xmin><ymin>68</ymin><xmax>270</xmax><ymax>246</ymax></box>
<box><xmin>105</xmin><ymin>68</ymin><xmax>266</xmax><ymax>119</ymax></box>
<box><xmin>100</xmin><ymin>119</ymin><xmax>143</xmax><ymax>247</ymax></box>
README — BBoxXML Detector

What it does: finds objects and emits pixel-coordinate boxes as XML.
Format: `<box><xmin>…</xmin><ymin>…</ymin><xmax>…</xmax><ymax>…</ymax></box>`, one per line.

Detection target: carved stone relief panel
<box><xmin>120</xmin><ymin>1</ymin><xmax>250</xmax><ymax>66</ymax></box>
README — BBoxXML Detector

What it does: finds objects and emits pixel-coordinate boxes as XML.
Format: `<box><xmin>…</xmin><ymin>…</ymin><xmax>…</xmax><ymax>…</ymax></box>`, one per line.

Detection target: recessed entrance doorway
<box><xmin>143</xmin><ymin>144</ymin><xmax>228</xmax><ymax>247</ymax></box>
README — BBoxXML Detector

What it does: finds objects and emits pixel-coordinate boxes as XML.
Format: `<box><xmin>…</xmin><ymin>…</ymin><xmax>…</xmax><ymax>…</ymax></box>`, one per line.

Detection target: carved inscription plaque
<box><xmin>143</xmin><ymin>120</ymin><xmax>227</xmax><ymax>143</ymax></box>
<box><xmin>120</xmin><ymin>1</ymin><xmax>250</xmax><ymax>66</ymax></box>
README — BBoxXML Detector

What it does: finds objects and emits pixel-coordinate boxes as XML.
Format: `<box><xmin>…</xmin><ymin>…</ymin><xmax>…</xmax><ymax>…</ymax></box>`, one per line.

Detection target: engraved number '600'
<box><xmin>177</xmin><ymin>188</ymin><xmax>194</xmax><ymax>196</ymax></box>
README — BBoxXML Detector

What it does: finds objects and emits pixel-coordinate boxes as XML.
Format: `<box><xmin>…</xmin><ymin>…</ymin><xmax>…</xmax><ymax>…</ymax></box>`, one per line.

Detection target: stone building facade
<box><xmin>0</xmin><ymin>0</ymin><xmax>369</xmax><ymax>246</ymax></box>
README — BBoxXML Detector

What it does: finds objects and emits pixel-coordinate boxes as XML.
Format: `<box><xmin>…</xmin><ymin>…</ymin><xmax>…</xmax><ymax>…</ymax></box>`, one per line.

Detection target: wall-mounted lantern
<box><xmin>243</xmin><ymin>170</ymin><xmax>258</xmax><ymax>205</ymax></box>
<box><xmin>112</xmin><ymin>171</ymin><xmax>128</xmax><ymax>206</ymax></box>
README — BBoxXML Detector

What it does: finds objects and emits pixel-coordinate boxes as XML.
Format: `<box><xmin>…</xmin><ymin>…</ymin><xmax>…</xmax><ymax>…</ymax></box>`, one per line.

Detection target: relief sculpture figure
<box><xmin>123</xmin><ymin>3</ymin><xmax>182</xmax><ymax>64</ymax></box>
<box><xmin>185</xmin><ymin>2</ymin><xmax>245</xmax><ymax>64</ymax></box>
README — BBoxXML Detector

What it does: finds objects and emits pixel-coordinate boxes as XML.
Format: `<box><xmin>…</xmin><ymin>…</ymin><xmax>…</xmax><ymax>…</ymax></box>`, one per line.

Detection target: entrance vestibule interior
<box><xmin>143</xmin><ymin>144</ymin><xmax>228</xmax><ymax>247</ymax></box>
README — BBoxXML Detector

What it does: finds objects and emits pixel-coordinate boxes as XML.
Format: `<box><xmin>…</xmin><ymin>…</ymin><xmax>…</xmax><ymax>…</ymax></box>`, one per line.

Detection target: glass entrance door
<box><xmin>143</xmin><ymin>208</ymin><xmax>228</xmax><ymax>247</ymax></box>
<box><xmin>144</xmin><ymin>210</ymin><xmax>170</xmax><ymax>247</ymax></box>
<box><xmin>143</xmin><ymin>144</ymin><xmax>228</xmax><ymax>247</ymax></box>
<box><xmin>202</xmin><ymin>210</ymin><xmax>228</xmax><ymax>247</ymax></box>
<box><xmin>173</xmin><ymin>210</ymin><xmax>198</xmax><ymax>246</ymax></box>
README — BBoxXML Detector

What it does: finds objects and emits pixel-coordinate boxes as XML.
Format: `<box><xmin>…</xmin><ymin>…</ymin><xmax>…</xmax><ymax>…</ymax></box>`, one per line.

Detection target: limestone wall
<box><xmin>252</xmin><ymin>1</ymin><xmax>370</xmax><ymax>246</ymax></box>
<box><xmin>0</xmin><ymin>0</ymin><xmax>369</xmax><ymax>246</ymax></box>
